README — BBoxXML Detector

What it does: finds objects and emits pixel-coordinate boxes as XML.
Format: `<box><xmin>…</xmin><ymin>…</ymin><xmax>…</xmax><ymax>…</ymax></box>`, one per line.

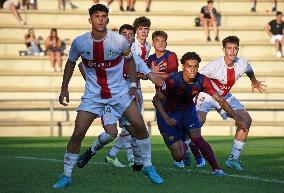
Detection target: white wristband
<box><xmin>130</xmin><ymin>82</ymin><xmax>137</xmax><ymax>88</ymax></box>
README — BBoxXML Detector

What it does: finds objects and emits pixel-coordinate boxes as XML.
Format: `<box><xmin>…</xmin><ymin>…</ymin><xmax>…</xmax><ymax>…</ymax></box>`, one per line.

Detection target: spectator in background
<box><xmin>265</xmin><ymin>11</ymin><xmax>284</xmax><ymax>58</ymax></box>
<box><xmin>129</xmin><ymin>0</ymin><xmax>151</xmax><ymax>12</ymax></box>
<box><xmin>199</xmin><ymin>0</ymin><xmax>219</xmax><ymax>42</ymax></box>
<box><xmin>251</xmin><ymin>0</ymin><xmax>277</xmax><ymax>12</ymax></box>
<box><xmin>45</xmin><ymin>28</ymin><xmax>62</xmax><ymax>72</ymax></box>
<box><xmin>1</xmin><ymin>0</ymin><xmax>26</xmax><ymax>25</ymax></box>
<box><xmin>24</xmin><ymin>28</ymin><xmax>41</xmax><ymax>55</ymax></box>
<box><xmin>58</xmin><ymin>0</ymin><xmax>78</xmax><ymax>10</ymax></box>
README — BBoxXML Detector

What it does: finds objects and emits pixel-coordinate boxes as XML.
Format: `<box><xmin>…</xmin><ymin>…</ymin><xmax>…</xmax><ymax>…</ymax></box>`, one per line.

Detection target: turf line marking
<box><xmin>1</xmin><ymin>155</ymin><xmax>284</xmax><ymax>185</ymax></box>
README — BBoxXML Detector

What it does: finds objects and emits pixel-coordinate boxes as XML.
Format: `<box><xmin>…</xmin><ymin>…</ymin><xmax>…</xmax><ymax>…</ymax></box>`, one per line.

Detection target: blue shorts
<box><xmin>156</xmin><ymin>105</ymin><xmax>202</xmax><ymax>145</ymax></box>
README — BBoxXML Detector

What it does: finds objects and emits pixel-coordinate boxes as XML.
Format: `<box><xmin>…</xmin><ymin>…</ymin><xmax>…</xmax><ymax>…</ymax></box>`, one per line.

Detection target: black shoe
<box><xmin>207</xmin><ymin>36</ymin><xmax>211</xmax><ymax>42</ymax></box>
<box><xmin>120</xmin><ymin>5</ymin><xmax>124</xmax><ymax>11</ymax></box>
<box><xmin>215</xmin><ymin>36</ymin><xmax>220</xmax><ymax>42</ymax></box>
<box><xmin>272</xmin><ymin>7</ymin><xmax>277</xmax><ymax>12</ymax></box>
<box><xmin>251</xmin><ymin>7</ymin><xmax>256</xmax><ymax>12</ymax></box>
<box><xmin>146</xmin><ymin>7</ymin><xmax>150</xmax><ymax>12</ymax></box>
<box><xmin>126</xmin><ymin>6</ymin><xmax>129</xmax><ymax>11</ymax></box>
<box><xmin>129</xmin><ymin>7</ymin><xmax>135</xmax><ymax>12</ymax></box>
<box><xmin>77</xmin><ymin>147</ymin><xmax>95</xmax><ymax>168</ymax></box>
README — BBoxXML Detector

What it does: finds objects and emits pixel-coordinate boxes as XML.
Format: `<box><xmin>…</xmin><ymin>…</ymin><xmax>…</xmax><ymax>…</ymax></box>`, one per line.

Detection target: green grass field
<box><xmin>0</xmin><ymin>136</ymin><xmax>283</xmax><ymax>193</ymax></box>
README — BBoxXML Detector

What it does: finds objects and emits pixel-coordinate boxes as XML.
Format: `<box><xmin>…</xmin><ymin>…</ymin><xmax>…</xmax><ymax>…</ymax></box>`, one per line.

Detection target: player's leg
<box><xmin>185</xmin><ymin>106</ymin><xmax>225</xmax><ymax>176</ymax></box>
<box><xmin>188</xmin><ymin>140</ymin><xmax>206</xmax><ymax>168</ymax></box>
<box><xmin>77</xmin><ymin>106</ymin><xmax>119</xmax><ymax>168</ymax></box>
<box><xmin>210</xmin><ymin>19</ymin><xmax>219</xmax><ymax>41</ymax></box>
<box><xmin>122</xmin><ymin>99</ymin><xmax>163</xmax><ymax>184</ymax></box>
<box><xmin>226</xmin><ymin>108</ymin><xmax>251</xmax><ymax>170</ymax></box>
<box><xmin>275</xmin><ymin>39</ymin><xmax>283</xmax><ymax>57</ymax></box>
<box><xmin>53</xmin><ymin>110</ymin><xmax>97</xmax><ymax>188</ymax></box>
<box><xmin>202</xmin><ymin>20</ymin><xmax>210</xmax><ymax>41</ymax></box>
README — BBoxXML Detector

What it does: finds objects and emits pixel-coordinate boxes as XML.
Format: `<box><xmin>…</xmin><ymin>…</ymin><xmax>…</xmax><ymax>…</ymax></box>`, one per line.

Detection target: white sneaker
<box><xmin>276</xmin><ymin>51</ymin><xmax>283</xmax><ymax>58</ymax></box>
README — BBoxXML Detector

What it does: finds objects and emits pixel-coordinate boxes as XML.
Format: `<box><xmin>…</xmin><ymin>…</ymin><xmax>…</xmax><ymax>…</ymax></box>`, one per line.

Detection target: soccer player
<box><xmin>77</xmin><ymin>24</ymin><xmax>164</xmax><ymax>168</ymax></box>
<box><xmin>153</xmin><ymin>52</ymin><xmax>247</xmax><ymax>176</ymax></box>
<box><xmin>196</xmin><ymin>36</ymin><xmax>266</xmax><ymax>171</ymax></box>
<box><xmin>53</xmin><ymin>4</ymin><xmax>163</xmax><ymax>188</ymax></box>
<box><xmin>147</xmin><ymin>30</ymin><xmax>205</xmax><ymax>168</ymax></box>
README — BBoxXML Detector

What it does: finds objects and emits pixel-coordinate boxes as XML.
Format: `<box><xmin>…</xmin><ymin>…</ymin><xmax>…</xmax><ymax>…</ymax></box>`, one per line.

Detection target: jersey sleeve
<box><xmin>166</xmin><ymin>52</ymin><xmax>179</xmax><ymax>73</ymax></box>
<box><xmin>202</xmin><ymin>76</ymin><xmax>218</xmax><ymax>96</ymax></box>
<box><xmin>160</xmin><ymin>78</ymin><xmax>175</xmax><ymax>96</ymax></box>
<box><xmin>121</xmin><ymin>37</ymin><xmax>132</xmax><ymax>59</ymax></box>
<box><xmin>245</xmin><ymin>62</ymin><xmax>253</xmax><ymax>73</ymax></box>
<box><xmin>199</xmin><ymin>62</ymin><xmax>215</xmax><ymax>78</ymax></box>
<box><xmin>68</xmin><ymin>38</ymin><xmax>80</xmax><ymax>63</ymax></box>
<box><xmin>134</xmin><ymin>54</ymin><xmax>151</xmax><ymax>74</ymax></box>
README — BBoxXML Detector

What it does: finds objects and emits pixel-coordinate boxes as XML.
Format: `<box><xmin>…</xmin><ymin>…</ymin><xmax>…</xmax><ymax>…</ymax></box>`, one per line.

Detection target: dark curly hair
<box><xmin>180</xmin><ymin>52</ymin><xmax>201</xmax><ymax>64</ymax></box>
<box><xmin>89</xmin><ymin>4</ymin><xmax>109</xmax><ymax>16</ymax></box>
<box><xmin>133</xmin><ymin>16</ymin><xmax>151</xmax><ymax>31</ymax></box>
<box><xmin>222</xmin><ymin>36</ymin><xmax>240</xmax><ymax>48</ymax></box>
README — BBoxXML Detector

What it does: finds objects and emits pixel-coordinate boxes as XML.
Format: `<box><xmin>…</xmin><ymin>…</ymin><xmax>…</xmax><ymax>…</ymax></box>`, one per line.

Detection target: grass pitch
<box><xmin>0</xmin><ymin>136</ymin><xmax>283</xmax><ymax>193</ymax></box>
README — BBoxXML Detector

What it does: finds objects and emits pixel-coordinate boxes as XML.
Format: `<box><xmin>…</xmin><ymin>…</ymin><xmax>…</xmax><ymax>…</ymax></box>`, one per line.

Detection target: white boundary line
<box><xmin>1</xmin><ymin>156</ymin><xmax>284</xmax><ymax>185</ymax></box>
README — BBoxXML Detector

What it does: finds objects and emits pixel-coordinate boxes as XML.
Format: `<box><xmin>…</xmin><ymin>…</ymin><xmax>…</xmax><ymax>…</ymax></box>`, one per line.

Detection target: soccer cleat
<box><xmin>77</xmin><ymin>147</ymin><xmax>95</xmax><ymax>168</ymax></box>
<box><xmin>174</xmin><ymin>160</ymin><xmax>185</xmax><ymax>168</ymax></box>
<box><xmin>215</xmin><ymin>36</ymin><xmax>220</xmax><ymax>42</ymax></box>
<box><xmin>225</xmin><ymin>159</ymin><xmax>243</xmax><ymax>171</ymax></box>
<box><xmin>105</xmin><ymin>154</ymin><xmax>126</xmax><ymax>168</ymax></box>
<box><xmin>213</xmin><ymin>169</ymin><xmax>226</xmax><ymax>176</ymax></box>
<box><xmin>196</xmin><ymin>157</ymin><xmax>206</xmax><ymax>168</ymax></box>
<box><xmin>142</xmin><ymin>166</ymin><xmax>164</xmax><ymax>184</ymax></box>
<box><xmin>53</xmin><ymin>175</ymin><xmax>71</xmax><ymax>189</ymax></box>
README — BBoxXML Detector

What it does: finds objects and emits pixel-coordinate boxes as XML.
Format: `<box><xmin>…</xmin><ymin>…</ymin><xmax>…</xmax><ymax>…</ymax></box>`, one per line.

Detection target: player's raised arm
<box><xmin>203</xmin><ymin>77</ymin><xmax>247</xmax><ymax>131</ymax></box>
<box><xmin>245</xmin><ymin>67</ymin><xmax>266</xmax><ymax>93</ymax></box>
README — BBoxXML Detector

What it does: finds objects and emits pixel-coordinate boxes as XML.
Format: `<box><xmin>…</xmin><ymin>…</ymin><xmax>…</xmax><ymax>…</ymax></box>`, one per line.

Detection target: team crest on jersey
<box><xmin>123</xmin><ymin>47</ymin><xmax>131</xmax><ymax>57</ymax></box>
<box><xmin>168</xmin><ymin>136</ymin><xmax>174</xmax><ymax>141</ymax></box>
<box><xmin>192</xmin><ymin>86</ymin><xmax>199</xmax><ymax>96</ymax></box>
<box><xmin>107</xmin><ymin>50</ymin><xmax>113</xmax><ymax>58</ymax></box>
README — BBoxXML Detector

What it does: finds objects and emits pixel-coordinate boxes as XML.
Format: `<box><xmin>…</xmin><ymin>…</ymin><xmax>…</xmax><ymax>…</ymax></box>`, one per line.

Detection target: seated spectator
<box><xmin>251</xmin><ymin>0</ymin><xmax>277</xmax><ymax>13</ymax></box>
<box><xmin>1</xmin><ymin>0</ymin><xmax>26</xmax><ymax>25</ymax></box>
<box><xmin>22</xmin><ymin>0</ymin><xmax>37</xmax><ymax>10</ymax></box>
<box><xmin>45</xmin><ymin>28</ymin><xmax>62</xmax><ymax>72</ymax></box>
<box><xmin>265</xmin><ymin>11</ymin><xmax>284</xmax><ymax>58</ymax></box>
<box><xmin>24</xmin><ymin>28</ymin><xmax>41</xmax><ymax>55</ymax></box>
<box><xmin>199</xmin><ymin>0</ymin><xmax>219</xmax><ymax>42</ymax></box>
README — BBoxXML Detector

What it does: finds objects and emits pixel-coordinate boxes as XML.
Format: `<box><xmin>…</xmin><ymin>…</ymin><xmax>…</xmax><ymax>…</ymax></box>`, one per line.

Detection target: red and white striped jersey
<box><xmin>131</xmin><ymin>38</ymin><xmax>151</xmax><ymax>62</ymax></box>
<box><xmin>68</xmin><ymin>30</ymin><xmax>132</xmax><ymax>101</ymax></box>
<box><xmin>199</xmin><ymin>57</ymin><xmax>253</xmax><ymax>97</ymax></box>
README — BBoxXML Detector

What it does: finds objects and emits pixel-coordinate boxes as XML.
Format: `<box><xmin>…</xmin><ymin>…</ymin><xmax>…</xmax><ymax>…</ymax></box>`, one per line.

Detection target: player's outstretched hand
<box><xmin>165</xmin><ymin>117</ymin><xmax>177</xmax><ymax>126</ymax></box>
<box><xmin>235</xmin><ymin>118</ymin><xmax>247</xmax><ymax>132</ymax></box>
<box><xmin>59</xmin><ymin>89</ymin><xmax>69</xmax><ymax>106</ymax></box>
<box><xmin>251</xmin><ymin>80</ymin><xmax>266</xmax><ymax>93</ymax></box>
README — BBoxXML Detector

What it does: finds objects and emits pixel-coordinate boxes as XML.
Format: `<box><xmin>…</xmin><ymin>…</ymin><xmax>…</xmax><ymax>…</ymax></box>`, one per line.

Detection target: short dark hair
<box><xmin>89</xmin><ymin>4</ymin><xmax>109</xmax><ymax>16</ymax></box>
<box><xmin>207</xmin><ymin>0</ymin><xmax>214</xmax><ymax>4</ymax></box>
<box><xmin>180</xmin><ymin>52</ymin><xmax>201</xmax><ymax>64</ymax></box>
<box><xmin>222</xmin><ymin>36</ymin><xmax>240</xmax><ymax>48</ymax></box>
<box><xmin>276</xmin><ymin>11</ymin><xmax>283</xmax><ymax>16</ymax></box>
<box><xmin>133</xmin><ymin>16</ymin><xmax>151</xmax><ymax>31</ymax></box>
<box><xmin>152</xmin><ymin>31</ymin><xmax>168</xmax><ymax>41</ymax></box>
<box><xmin>119</xmin><ymin>24</ymin><xmax>135</xmax><ymax>34</ymax></box>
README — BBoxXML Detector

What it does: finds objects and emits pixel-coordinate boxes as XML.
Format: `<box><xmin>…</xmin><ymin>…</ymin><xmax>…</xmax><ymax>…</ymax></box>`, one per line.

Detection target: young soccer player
<box><xmin>196</xmin><ymin>36</ymin><xmax>266</xmax><ymax>171</ymax></box>
<box><xmin>153</xmin><ymin>52</ymin><xmax>247</xmax><ymax>176</ymax></box>
<box><xmin>53</xmin><ymin>4</ymin><xmax>163</xmax><ymax>188</ymax></box>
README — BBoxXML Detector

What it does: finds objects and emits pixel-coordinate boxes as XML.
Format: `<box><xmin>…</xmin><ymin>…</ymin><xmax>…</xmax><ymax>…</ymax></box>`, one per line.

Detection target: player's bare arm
<box><xmin>246</xmin><ymin>70</ymin><xmax>266</xmax><ymax>93</ymax></box>
<box><xmin>78</xmin><ymin>62</ymin><xmax>86</xmax><ymax>81</ymax></box>
<box><xmin>59</xmin><ymin>60</ymin><xmax>76</xmax><ymax>106</ymax></box>
<box><xmin>211</xmin><ymin>93</ymin><xmax>246</xmax><ymax>131</ymax></box>
<box><xmin>152</xmin><ymin>90</ymin><xmax>177</xmax><ymax>126</ymax></box>
<box><xmin>145</xmin><ymin>72</ymin><xmax>165</xmax><ymax>87</ymax></box>
<box><xmin>125</xmin><ymin>56</ymin><xmax>137</xmax><ymax>96</ymax></box>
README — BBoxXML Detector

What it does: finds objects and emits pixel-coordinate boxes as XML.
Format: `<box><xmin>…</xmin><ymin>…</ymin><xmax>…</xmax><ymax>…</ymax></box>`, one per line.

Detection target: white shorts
<box><xmin>77</xmin><ymin>92</ymin><xmax>135</xmax><ymax>119</ymax></box>
<box><xmin>195</xmin><ymin>92</ymin><xmax>245</xmax><ymax>120</ymax></box>
<box><xmin>102</xmin><ymin>88</ymin><xmax>144</xmax><ymax>127</ymax></box>
<box><xmin>3</xmin><ymin>0</ymin><xmax>19</xmax><ymax>9</ymax></box>
<box><xmin>270</xmin><ymin>35</ymin><xmax>283</xmax><ymax>44</ymax></box>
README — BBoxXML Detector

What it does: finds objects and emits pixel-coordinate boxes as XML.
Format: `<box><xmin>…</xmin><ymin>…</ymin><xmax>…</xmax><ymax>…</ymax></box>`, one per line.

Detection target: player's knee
<box><xmin>172</xmin><ymin>150</ymin><xmax>183</xmax><ymax>162</ymax></box>
<box><xmin>106</xmin><ymin>129</ymin><xmax>118</xmax><ymax>139</ymax></box>
<box><xmin>71</xmin><ymin>130</ymin><xmax>86</xmax><ymax>142</ymax></box>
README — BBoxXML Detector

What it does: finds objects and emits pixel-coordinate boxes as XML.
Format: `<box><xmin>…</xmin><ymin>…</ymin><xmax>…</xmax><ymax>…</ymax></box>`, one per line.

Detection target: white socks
<box><xmin>108</xmin><ymin>135</ymin><xmax>124</xmax><ymax>157</ymax></box>
<box><xmin>229</xmin><ymin>139</ymin><xmax>245</xmax><ymax>160</ymax></box>
<box><xmin>131</xmin><ymin>137</ymin><xmax>152</xmax><ymax>167</ymax></box>
<box><xmin>91</xmin><ymin>132</ymin><xmax>114</xmax><ymax>153</ymax></box>
<box><xmin>63</xmin><ymin>152</ymin><xmax>79</xmax><ymax>177</ymax></box>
